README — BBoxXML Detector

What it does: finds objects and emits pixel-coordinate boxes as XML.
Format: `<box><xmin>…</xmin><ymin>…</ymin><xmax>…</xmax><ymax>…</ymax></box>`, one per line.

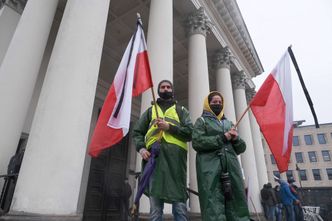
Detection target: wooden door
<box><xmin>83</xmin><ymin>135</ymin><xmax>129</xmax><ymax>221</ymax></box>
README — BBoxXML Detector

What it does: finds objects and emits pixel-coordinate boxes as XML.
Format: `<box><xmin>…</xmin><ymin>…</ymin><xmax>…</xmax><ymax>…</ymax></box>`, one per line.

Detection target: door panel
<box><xmin>83</xmin><ymin>135</ymin><xmax>129</xmax><ymax>221</ymax></box>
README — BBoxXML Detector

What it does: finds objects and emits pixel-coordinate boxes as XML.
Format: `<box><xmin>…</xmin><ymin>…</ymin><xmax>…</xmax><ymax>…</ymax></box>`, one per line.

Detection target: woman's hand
<box><xmin>228</xmin><ymin>127</ymin><xmax>238</xmax><ymax>141</ymax></box>
<box><xmin>224</xmin><ymin>132</ymin><xmax>232</xmax><ymax>141</ymax></box>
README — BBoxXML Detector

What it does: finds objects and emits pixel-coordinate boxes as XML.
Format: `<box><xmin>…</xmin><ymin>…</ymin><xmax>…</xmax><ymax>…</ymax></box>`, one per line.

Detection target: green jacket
<box><xmin>133</xmin><ymin>99</ymin><xmax>193</xmax><ymax>203</ymax></box>
<box><xmin>192</xmin><ymin>111</ymin><xmax>250</xmax><ymax>221</ymax></box>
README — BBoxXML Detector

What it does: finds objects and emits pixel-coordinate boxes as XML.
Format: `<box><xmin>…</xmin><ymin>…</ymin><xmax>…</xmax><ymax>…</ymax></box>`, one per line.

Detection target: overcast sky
<box><xmin>237</xmin><ymin>0</ymin><xmax>332</xmax><ymax>126</ymax></box>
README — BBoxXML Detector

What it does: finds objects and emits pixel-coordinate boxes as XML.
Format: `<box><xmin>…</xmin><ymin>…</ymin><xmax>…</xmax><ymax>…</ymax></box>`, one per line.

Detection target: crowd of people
<box><xmin>260</xmin><ymin>178</ymin><xmax>304</xmax><ymax>221</ymax></box>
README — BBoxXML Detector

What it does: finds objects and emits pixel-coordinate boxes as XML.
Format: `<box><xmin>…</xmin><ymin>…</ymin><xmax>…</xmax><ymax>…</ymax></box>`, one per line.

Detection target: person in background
<box><xmin>274</xmin><ymin>185</ymin><xmax>283</xmax><ymax>221</ymax></box>
<box><xmin>265</xmin><ymin>183</ymin><xmax>277</xmax><ymax>221</ymax></box>
<box><xmin>120</xmin><ymin>178</ymin><xmax>132</xmax><ymax>221</ymax></box>
<box><xmin>260</xmin><ymin>184</ymin><xmax>269</xmax><ymax>219</ymax></box>
<box><xmin>287</xmin><ymin>178</ymin><xmax>304</xmax><ymax>221</ymax></box>
<box><xmin>192</xmin><ymin>91</ymin><xmax>250</xmax><ymax>221</ymax></box>
<box><xmin>279</xmin><ymin>179</ymin><xmax>300</xmax><ymax>221</ymax></box>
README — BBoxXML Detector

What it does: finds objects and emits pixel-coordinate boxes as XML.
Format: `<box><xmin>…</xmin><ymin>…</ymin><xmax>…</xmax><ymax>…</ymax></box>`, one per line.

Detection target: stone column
<box><xmin>246</xmin><ymin>88</ymin><xmax>269</xmax><ymax>189</ymax></box>
<box><xmin>187</xmin><ymin>7</ymin><xmax>211</xmax><ymax>213</ymax></box>
<box><xmin>0</xmin><ymin>0</ymin><xmax>26</xmax><ymax>65</ymax></box>
<box><xmin>232</xmin><ymin>72</ymin><xmax>262</xmax><ymax>213</ymax></box>
<box><xmin>9</xmin><ymin>0</ymin><xmax>110</xmax><ymax>217</ymax></box>
<box><xmin>136</xmin><ymin>0</ymin><xmax>173</xmax><ymax>213</ymax></box>
<box><xmin>140</xmin><ymin>0</ymin><xmax>173</xmax><ymax>110</ymax></box>
<box><xmin>213</xmin><ymin>47</ymin><xmax>237</xmax><ymax>122</ymax></box>
<box><xmin>0</xmin><ymin>0</ymin><xmax>58</xmax><ymax>192</ymax></box>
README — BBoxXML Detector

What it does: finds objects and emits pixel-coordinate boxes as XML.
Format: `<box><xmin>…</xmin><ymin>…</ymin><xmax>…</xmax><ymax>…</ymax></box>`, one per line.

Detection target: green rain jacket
<box><xmin>133</xmin><ymin>98</ymin><xmax>193</xmax><ymax>203</ymax></box>
<box><xmin>192</xmin><ymin>92</ymin><xmax>250</xmax><ymax>221</ymax></box>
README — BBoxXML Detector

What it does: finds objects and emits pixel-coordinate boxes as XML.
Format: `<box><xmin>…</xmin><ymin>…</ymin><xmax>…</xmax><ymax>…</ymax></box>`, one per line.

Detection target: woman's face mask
<box><xmin>210</xmin><ymin>104</ymin><xmax>222</xmax><ymax>115</ymax></box>
<box><xmin>209</xmin><ymin>95</ymin><xmax>223</xmax><ymax>115</ymax></box>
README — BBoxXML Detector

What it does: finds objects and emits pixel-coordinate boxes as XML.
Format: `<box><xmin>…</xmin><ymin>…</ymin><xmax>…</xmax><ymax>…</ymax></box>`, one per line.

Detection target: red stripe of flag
<box><xmin>89</xmin><ymin>23</ymin><xmax>152</xmax><ymax>157</ymax></box>
<box><xmin>250</xmin><ymin>51</ymin><xmax>293</xmax><ymax>172</ymax></box>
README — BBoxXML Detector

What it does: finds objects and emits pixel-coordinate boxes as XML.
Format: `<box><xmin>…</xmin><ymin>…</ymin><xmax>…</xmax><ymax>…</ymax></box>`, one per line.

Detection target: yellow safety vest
<box><xmin>145</xmin><ymin>104</ymin><xmax>187</xmax><ymax>151</ymax></box>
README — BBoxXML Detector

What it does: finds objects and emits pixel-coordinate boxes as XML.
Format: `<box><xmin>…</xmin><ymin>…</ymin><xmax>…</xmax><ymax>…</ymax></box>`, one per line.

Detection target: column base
<box><xmin>0</xmin><ymin>212</ymin><xmax>82</xmax><ymax>221</ymax></box>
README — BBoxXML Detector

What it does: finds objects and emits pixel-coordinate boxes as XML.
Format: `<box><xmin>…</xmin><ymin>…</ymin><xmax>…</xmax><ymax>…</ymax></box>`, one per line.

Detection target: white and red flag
<box><xmin>89</xmin><ymin>21</ymin><xmax>153</xmax><ymax>157</ymax></box>
<box><xmin>250</xmin><ymin>51</ymin><xmax>293</xmax><ymax>172</ymax></box>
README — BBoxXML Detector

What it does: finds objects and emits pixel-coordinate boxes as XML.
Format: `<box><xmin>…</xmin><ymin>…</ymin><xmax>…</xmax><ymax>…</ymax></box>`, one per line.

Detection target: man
<box><xmin>279</xmin><ymin>179</ymin><xmax>300</xmax><ymax>221</ymax></box>
<box><xmin>287</xmin><ymin>178</ymin><xmax>304</xmax><ymax>221</ymax></box>
<box><xmin>133</xmin><ymin>80</ymin><xmax>193</xmax><ymax>221</ymax></box>
<box><xmin>260</xmin><ymin>184</ymin><xmax>269</xmax><ymax>219</ymax></box>
<box><xmin>120</xmin><ymin>178</ymin><xmax>132</xmax><ymax>221</ymax></box>
<box><xmin>265</xmin><ymin>183</ymin><xmax>277</xmax><ymax>221</ymax></box>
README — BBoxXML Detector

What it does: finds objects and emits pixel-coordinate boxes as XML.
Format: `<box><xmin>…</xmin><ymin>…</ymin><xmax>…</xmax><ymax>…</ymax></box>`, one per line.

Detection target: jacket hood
<box><xmin>203</xmin><ymin>91</ymin><xmax>225</xmax><ymax>120</ymax></box>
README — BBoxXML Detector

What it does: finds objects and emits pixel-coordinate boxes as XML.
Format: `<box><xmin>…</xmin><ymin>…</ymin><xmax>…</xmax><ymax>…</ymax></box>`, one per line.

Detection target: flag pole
<box><xmin>233</xmin><ymin>103</ymin><xmax>251</xmax><ymax>128</ymax></box>
<box><xmin>136</xmin><ymin>13</ymin><xmax>159</xmax><ymax>119</ymax></box>
<box><xmin>249</xmin><ymin>197</ymin><xmax>262</xmax><ymax>221</ymax></box>
<box><xmin>287</xmin><ymin>46</ymin><xmax>319</xmax><ymax>128</ymax></box>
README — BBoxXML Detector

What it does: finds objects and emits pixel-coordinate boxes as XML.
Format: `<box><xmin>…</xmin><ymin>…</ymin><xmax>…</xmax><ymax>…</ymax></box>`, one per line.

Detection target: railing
<box><xmin>302</xmin><ymin>206</ymin><xmax>324</xmax><ymax>221</ymax></box>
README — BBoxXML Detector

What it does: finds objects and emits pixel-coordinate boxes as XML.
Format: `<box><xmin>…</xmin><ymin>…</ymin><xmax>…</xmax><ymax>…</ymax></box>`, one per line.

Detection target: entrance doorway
<box><xmin>83</xmin><ymin>135</ymin><xmax>129</xmax><ymax>221</ymax></box>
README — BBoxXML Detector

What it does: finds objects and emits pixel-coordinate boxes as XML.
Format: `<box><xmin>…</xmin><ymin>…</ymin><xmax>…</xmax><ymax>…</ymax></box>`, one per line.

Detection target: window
<box><xmin>273</xmin><ymin>171</ymin><xmax>280</xmax><ymax>179</ymax></box>
<box><xmin>286</xmin><ymin>170</ymin><xmax>293</xmax><ymax>180</ymax></box>
<box><xmin>326</xmin><ymin>168</ymin><xmax>332</xmax><ymax>180</ymax></box>
<box><xmin>317</xmin><ymin>133</ymin><xmax>326</xmax><ymax>144</ymax></box>
<box><xmin>312</xmin><ymin>169</ymin><xmax>321</xmax><ymax>180</ymax></box>
<box><xmin>304</xmin><ymin>135</ymin><xmax>313</xmax><ymax>145</ymax></box>
<box><xmin>295</xmin><ymin>152</ymin><xmax>304</xmax><ymax>163</ymax></box>
<box><xmin>293</xmin><ymin>136</ymin><xmax>300</xmax><ymax>146</ymax></box>
<box><xmin>308</xmin><ymin>151</ymin><xmax>317</xmax><ymax>162</ymax></box>
<box><xmin>270</xmin><ymin>154</ymin><xmax>276</xmax><ymax>164</ymax></box>
<box><xmin>299</xmin><ymin>170</ymin><xmax>307</xmax><ymax>181</ymax></box>
<box><xmin>322</xmin><ymin>150</ymin><xmax>331</xmax><ymax>161</ymax></box>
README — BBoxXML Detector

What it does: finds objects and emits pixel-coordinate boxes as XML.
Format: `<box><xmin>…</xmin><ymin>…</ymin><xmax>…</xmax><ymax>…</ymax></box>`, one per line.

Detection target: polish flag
<box><xmin>250</xmin><ymin>51</ymin><xmax>293</xmax><ymax>172</ymax></box>
<box><xmin>89</xmin><ymin>21</ymin><xmax>153</xmax><ymax>157</ymax></box>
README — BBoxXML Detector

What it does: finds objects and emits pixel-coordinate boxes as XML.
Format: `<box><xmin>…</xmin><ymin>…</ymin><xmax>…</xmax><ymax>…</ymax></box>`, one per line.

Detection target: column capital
<box><xmin>1</xmin><ymin>0</ymin><xmax>27</xmax><ymax>14</ymax></box>
<box><xmin>232</xmin><ymin>71</ymin><xmax>246</xmax><ymax>90</ymax></box>
<box><xmin>186</xmin><ymin>7</ymin><xmax>212</xmax><ymax>37</ymax></box>
<box><xmin>246</xmin><ymin>88</ymin><xmax>256</xmax><ymax>102</ymax></box>
<box><xmin>213</xmin><ymin>47</ymin><xmax>231</xmax><ymax>69</ymax></box>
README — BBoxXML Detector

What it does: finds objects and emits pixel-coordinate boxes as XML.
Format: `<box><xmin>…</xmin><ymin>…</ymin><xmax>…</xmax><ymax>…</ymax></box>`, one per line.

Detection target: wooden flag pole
<box><xmin>233</xmin><ymin>103</ymin><xmax>251</xmax><ymax>129</ymax></box>
<box><xmin>150</xmin><ymin>86</ymin><xmax>159</xmax><ymax>119</ymax></box>
<box><xmin>137</xmin><ymin>13</ymin><xmax>159</xmax><ymax>119</ymax></box>
<box><xmin>250</xmin><ymin>197</ymin><xmax>261</xmax><ymax>221</ymax></box>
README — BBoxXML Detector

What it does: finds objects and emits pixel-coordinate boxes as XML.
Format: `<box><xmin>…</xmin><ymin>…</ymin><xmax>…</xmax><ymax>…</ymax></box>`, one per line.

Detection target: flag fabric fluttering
<box><xmin>250</xmin><ymin>51</ymin><xmax>293</xmax><ymax>172</ymax></box>
<box><xmin>89</xmin><ymin>20</ymin><xmax>153</xmax><ymax>157</ymax></box>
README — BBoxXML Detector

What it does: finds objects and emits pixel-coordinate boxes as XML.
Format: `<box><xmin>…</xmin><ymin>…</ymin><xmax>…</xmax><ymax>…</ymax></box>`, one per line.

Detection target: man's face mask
<box><xmin>210</xmin><ymin>104</ymin><xmax>222</xmax><ymax>115</ymax></box>
<box><xmin>159</xmin><ymin>91</ymin><xmax>173</xmax><ymax>100</ymax></box>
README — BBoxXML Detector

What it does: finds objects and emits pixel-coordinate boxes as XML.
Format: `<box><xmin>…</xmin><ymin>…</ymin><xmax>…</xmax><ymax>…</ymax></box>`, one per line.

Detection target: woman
<box><xmin>192</xmin><ymin>91</ymin><xmax>250</xmax><ymax>221</ymax></box>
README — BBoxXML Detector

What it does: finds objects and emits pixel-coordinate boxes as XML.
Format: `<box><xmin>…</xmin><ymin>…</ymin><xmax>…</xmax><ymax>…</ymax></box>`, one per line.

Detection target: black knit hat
<box><xmin>157</xmin><ymin>80</ymin><xmax>173</xmax><ymax>96</ymax></box>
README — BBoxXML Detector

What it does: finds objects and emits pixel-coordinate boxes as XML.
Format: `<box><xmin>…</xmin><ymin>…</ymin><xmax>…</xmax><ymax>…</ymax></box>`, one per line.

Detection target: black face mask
<box><xmin>159</xmin><ymin>91</ymin><xmax>173</xmax><ymax>100</ymax></box>
<box><xmin>210</xmin><ymin>104</ymin><xmax>222</xmax><ymax>115</ymax></box>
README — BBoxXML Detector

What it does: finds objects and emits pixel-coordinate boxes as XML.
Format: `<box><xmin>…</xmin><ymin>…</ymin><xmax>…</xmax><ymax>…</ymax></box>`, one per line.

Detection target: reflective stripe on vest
<box><xmin>145</xmin><ymin>104</ymin><xmax>187</xmax><ymax>151</ymax></box>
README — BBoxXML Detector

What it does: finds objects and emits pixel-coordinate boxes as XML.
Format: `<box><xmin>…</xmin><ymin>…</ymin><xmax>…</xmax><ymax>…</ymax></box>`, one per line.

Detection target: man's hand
<box><xmin>139</xmin><ymin>148</ymin><xmax>151</xmax><ymax>160</ymax></box>
<box><xmin>156</xmin><ymin>118</ymin><xmax>170</xmax><ymax>131</ymax></box>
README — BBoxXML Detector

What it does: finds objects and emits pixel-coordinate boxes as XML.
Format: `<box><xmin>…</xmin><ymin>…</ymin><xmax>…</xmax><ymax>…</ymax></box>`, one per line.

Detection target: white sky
<box><xmin>237</xmin><ymin>0</ymin><xmax>332</xmax><ymax>126</ymax></box>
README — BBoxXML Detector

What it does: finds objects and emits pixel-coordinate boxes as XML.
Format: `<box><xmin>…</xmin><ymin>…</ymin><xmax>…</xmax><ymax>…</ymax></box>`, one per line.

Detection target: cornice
<box><xmin>211</xmin><ymin>0</ymin><xmax>264</xmax><ymax>77</ymax></box>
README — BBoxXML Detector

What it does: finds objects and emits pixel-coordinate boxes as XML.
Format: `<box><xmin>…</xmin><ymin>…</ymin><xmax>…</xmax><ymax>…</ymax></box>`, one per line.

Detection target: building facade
<box><xmin>264</xmin><ymin>122</ymin><xmax>332</xmax><ymax>220</ymax></box>
<box><xmin>0</xmin><ymin>0</ymin><xmax>269</xmax><ymax>220</ymax></box>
